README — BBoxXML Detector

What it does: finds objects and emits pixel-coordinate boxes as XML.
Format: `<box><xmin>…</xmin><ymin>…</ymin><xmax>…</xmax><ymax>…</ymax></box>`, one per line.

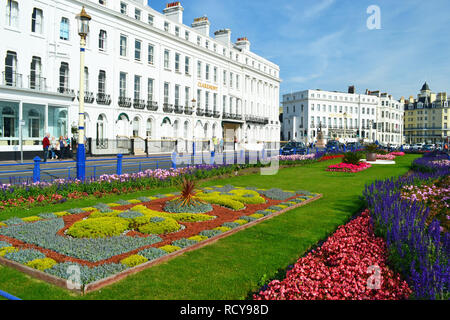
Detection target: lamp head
<box><xmin>76</xmin><ymin>7</ymin><xmax>91</xmax><ymax>38</ymax></box>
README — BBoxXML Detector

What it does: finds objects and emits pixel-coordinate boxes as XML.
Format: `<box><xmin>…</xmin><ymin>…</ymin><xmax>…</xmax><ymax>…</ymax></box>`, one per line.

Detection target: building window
<box><xmin>175</xmin><ymin>53</ymin><xmax>180</xmax><ymax>72</ymax></box>
<box><xmin>31</xmin><ymin>8</ymin><xmax>43</xmax><ymax>34</ymax></box>
<box><xmin>98</xmin><ymin>0</ymin><xmax>106</xmax><ymax>5</ymax></box>
<box><xmin>148</xmin><ymin>14</ymin><xmax>154</xmax><ymax>26</ymax></box>
<box><xmin>148</xmin><ymin>44</ymin><xmax>154</xmax><ymax>65</ymax></box>
<box><xmin>197</xmin><ymin>61</ymin><xmax>202</xmax><ymax>79</ymax></box>
<box><xmin>60</xmin><ymin>17</ymin><xmax>70</xmax><ymax>40</ymax></box>
<box><xmin>205</xmin><ymin>92</ymin><xmax>210</xmax><ymax>110</ymax></box>
<box><xmin>197</xmin><ymin>36</ymin><xmax>201</xmax><ymax>46</ymax></box>
<box><xmin>120</xmin><ymin>2</ymin><xmax>127</xmax><ymax>14</ymax></box>
<box><xmin>28</xmin><ymin>109</ymin><xmax>41</xmax><ymax>138</ymax></box>
<box><xmin>147</xmin><ymin>78</ymin><xmax>154</xmax><ymax>101</ymax></box>
<box><xmin>164</xmin><ymin>21</ymin><xmax>170</xmax><ymax>32</ymax></box>
<box><xmin>84</xmin><ymin>67</ymin><xmax>89</xmax><ymax>91</ymax></box>
<box><xmin>185</xmin><ymin>56</ymin><xmax>190</xmax><ymax>75</ymax></box>
<box><xmin>230</xmin><ymin>72</ymin><xmax>233</xmax><ymax>88</ymax></box>
<box><xmin>205</xmin><ymin>64</ymin><xmax>210</xmax><ymax>81</ymax></box>
<box><xmin>164</xmin><ymin>82</ymin><xmax>169</xmax><ymax>104</ymax></box>
<box><xmin>175</xmin><ymin>85</ymin><xmax>180</xmax><ymax>106</ymax></box>
<box><xmin>197</xmin><ymin>89</ymin><xmax>202</xmax><ymax>107</ymax></box>
<box><xmin>99</xmin><ymin>30</ymin><xmax>107</xmax><ymax>51</ymax></box>
<box><xmin>213</xmin><ymin>67</ymin><xmax>217</xmax><ymax>83</ymax></box>
<box><xmin>135</xmin><ymin>8</ymin><xmax>141</xmax><ymax>20</ymax></box>
<box><xmin>120</xmin><ymin>35</ymin><xmax>127</xmax><ymax>57</ymax></box>
<box><xmin>185</xmin><ymin>87</ymin><xmax>190</xmax><ymax>107</ymax></box>
<box><xmin>6</xmin><ymin>0</ymin><xmax>19</xmax><ymax>28</ymax></box>
<box><xmin>30</xmin><ymin>56</ymin><xmax>42</xmax><ymax>90</ymax></box>
<box><xmin>4</xmin><ymin>51</ymin><xmax>18</xmax><ymax>86</ymax></box>
<box><xmin>175</xmin><ymin>26</ymin><xmax>180</xmax><ymax>37</ymax></box>
<box><xmin>134</xmin><ymin>75</ymin><xmax>141</xmax><ymax>100</ymax></box>
<box><xmin>59</xmin><ymin>62</ymin><xmax>69</xmax><ymax>92</ymax></box>
<box><xmin>164</xmin><ymin>50</ymin><xmax>170</xmax><ymax>69</ymax></box>
<box><xmin>98</xmin><ymin>70</ymin><xmax>106</xmax><ymax>94</ymax></box>
<box><xmin>223</xmin><ymin>71</ymin><xmax>226</xmax><ymax>86</ymax></box>
<box><xmin>119</xmin><ymin>72</ymin><xmax>127</xmax><ymax>97</ymax></box>
<box><xmin>185</xmin><ymin>31</ymin><xmax>190</xmax><ymax>41</ymax></box>
<box><xmin>135</xmin><ymin>39</ymin><xmax>142</xmax><ymax>61</ymax></box>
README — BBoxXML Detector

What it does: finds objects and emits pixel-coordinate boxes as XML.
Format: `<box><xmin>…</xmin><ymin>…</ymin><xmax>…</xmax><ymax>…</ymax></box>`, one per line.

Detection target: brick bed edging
<box><xmin>0</xmin><ymin>194</ymin><xmax>322</xmax><ymax>295</ymax></box>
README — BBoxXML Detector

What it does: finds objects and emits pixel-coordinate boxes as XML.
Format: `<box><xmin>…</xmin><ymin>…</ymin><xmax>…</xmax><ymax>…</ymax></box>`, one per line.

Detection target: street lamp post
<box><xmin>75</xmin><ymin>7</ymin><xmax>91</xmax><ymax>181</ymax></box>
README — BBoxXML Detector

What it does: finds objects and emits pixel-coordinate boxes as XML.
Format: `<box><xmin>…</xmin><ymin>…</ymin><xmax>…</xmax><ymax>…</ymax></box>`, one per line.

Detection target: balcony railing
<box><xmin>213</xmin><ymin>110</ymin><xmax>221</xmax><ymax>118</ymax></box>
<box><xmin>174</xmin><ymin>105</ymin><xmax>184</xmax><ymax>114</ymax></box>
<box><xmin>97</xmin><ymin>93</ymin><xmax>112</xmax><ymax>105</ymax></box>
<box><xmin>77</xmin><ymin>91</ymin><xmax>95</xmax><ymax>104</ymax></box>
<box><xmin>118</xmin><ymin>96</ymin><xmax>132</xmax><ymax>108</ymax></box>
<box><xmin>28</xmin><ymin>75</ymin><xmax>46</xmax><ymax>91</ymax></box>
<box><xmin>147</xmin><ymin>101</ymin><xmax>158</xmax><ymax>111</ymax></box>
<box><xmin>196</xmin><ymin>108</ymin><xmax>205</xmax><ymax>117</ymax></box>
<box><xmin>205</xmin><ymin>109</ymin><xmax>213</xmax><ymax>117</ymax></box>
<box><xmin>245</xmin><ymin>115</ymin><xmax>268</xmax><ymax>124</ymax></box>
<box><xmin>133</xmin><ymin>99</ymin><xmax>146</xmax><ymax>110</ymax></box>
<box><xmin>184</xmin><ymin>106</ymin><xmax>194</xmax><ymax>115</ymax></box>
<box><xmin>57</xmin><ymin>87</ymin><xmax>75</xmax><ymax>98</ymax></box>
<box><xmin>163</xmin><ymin>103</ymin><xmax>174</xmax><ymax>113</ymax></box>
<box><xmin>1</xmin><ymin>71</ymin><xmax>23</xmax><ymax>88</ymax></box>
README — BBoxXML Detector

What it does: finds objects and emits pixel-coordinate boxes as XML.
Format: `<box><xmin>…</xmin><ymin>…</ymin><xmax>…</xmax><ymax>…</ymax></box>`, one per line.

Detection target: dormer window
<box><xmin>120</xmin><ymin>2</ymin><xmax>127</xmax><ymax>15</ymax></box>
<box><xmin>164</xmin><ymin>21</ymin><xmax>170</xmax><ymax>32</ymax></box>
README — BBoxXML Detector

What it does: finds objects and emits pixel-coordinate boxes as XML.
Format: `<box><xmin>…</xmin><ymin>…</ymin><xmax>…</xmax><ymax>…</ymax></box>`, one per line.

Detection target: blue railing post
<box><xmin>211</xmin><ymin>150</ymin><xmax>215</xmax><ymax>165</ymax></box>
<box><xmin>33</xmin><ymin>157</ymin><xmax>41</xmax><ymax>183</ymax></box>
<box><xmin>172</xmin><ymin>152</ymin><xmax>177</xmax><ymax>169</ymax></box>
<box><xmin>293</xmin><ymin>147</ymin><xmax>297</xmax><ymax>155</ymax></box>
<box><xmin>116</xmin><ymin>154</ymin><xmax>123</xmax><ymax>175</ymax></box>
<box><xmin>193</xmin><ymin>142</ymin><xmax>196</xmax><ymax>157</ymax></box>
<box><xmin>76</xmin><ymin>143</ymin><xmax>86</xmax><ymax>181</ymax></box>
<box><xmin>279</xmin><ymin>148</ymin><xmax>282</xmax><ymax>156</ymax></box>
<box><xmin>307</xmin><ymin>148</ymin><xmax>310</xmax><ymax>155</ymax></box>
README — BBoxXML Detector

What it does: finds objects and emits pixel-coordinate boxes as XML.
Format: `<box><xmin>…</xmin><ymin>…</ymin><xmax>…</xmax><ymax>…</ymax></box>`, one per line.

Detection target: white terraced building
<box><xmin>282</xmin><ymin>87</ymin><xmax>404</xmax><ymax>146</ymax></box>
<box><xmin>0</xmin><ymin>0</ymin><xmax>281</xmax><ymax>160</ymax></box>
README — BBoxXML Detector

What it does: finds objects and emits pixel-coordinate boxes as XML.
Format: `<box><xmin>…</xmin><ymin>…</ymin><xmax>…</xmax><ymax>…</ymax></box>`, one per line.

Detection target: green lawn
<box><xmin>0</xmin><ymin>154</ymin><xmax>420</xmax><ymax>300</ymax></box>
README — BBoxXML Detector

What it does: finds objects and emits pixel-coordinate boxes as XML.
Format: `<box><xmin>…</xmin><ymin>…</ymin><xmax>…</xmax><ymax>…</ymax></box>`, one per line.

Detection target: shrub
<box><xmin>213</xmin><ymin>226</ymin><xmax>232</xmax><ymax>233</ymax></box>
<box><xmin>258</xmin><ymin>189</ymin><xmax>296</xmax><ymax>200</ymax></box>
<box><xmin>138</xmin><ymin>217</ymin><xmax>181</xmax><ymax>235</ymax></box>
<box><xmin>117</xmin><ymin>211</ymin><xmax>144</xmax><ymax>219</ymax></box>
<box><xmin>196</xmin><ymin>193</ymin><xmax>245</xmax><ymax>211</ymax></box>
<box><xmin>25</xmin><ymin>258</ymin><xmax>57</xmax><ymax>271</ymax></box>
<box><xmin>66</xmin><ymin>217</ymin><xmax>130</xmax><ymax>238</ymax></box>
<box><xmin>222</xmin><ymin>222</ymin><xmax>241</xmax><ymax>229</ymax></box>
<box><xmin>22</xmin><ymin>216</ymin><xmax>42</xmax><ymax>223</ymax></box>
<box><xmin>3</xmin><ymin>217</ymin><xmax>25</xmax><ymax>226</ymax></box>
<box><xmin>187</xmin><ymin>235</ymin><xmax>208</xmax><ymax>242</ymax></box>
<box><xmin>234</xmin><ymin>219</ymin><xmax>249</xmax><ymax>226</ymax></box>
<box><xmin>342</xmin><ymin>152</ymin><xmax>361</xmax><ymax>165</ymax></box>
<box><xmin>159</xmin><ymin>245</ymin><xmax>181</xmax><ymax>253</ymax></box>
<box><xmin>38</xmin><ymin>213</ymin><xmax>58</xmax><ymax>220</ymax></box>
<box><xmin>240</xmin><ymin>216</ymin><xmax>257</xmax><ymax>222</ymax></box>
<box><xmin>164</xmin><ymin>199</ymin><xmax>213</xmax><ymax>214</ymax></box>
<box><xmin>0</xmin><ymin>241</ymin><xmax>11</xmax><ymax>249</ymax></box>
<box><xmin>120</xmin><ymin>254</ymin><xmax>148</xmax><ymax>268</ymax></box>
<box><xmin>67</xmin><ymin>208</ymin><xmax>85</xmax><ymax>215</ymax></box>
<box><xmin>249</xmin><ymin>214</ymin><xmax>264</xmax><ymax>219</ymax></box>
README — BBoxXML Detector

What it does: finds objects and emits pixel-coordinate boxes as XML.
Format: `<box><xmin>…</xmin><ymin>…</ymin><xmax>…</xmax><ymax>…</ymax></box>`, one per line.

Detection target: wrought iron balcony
<box><xmin>174</xmin><ymin>105</ymin><xmax>184</xmax><ymax>114</ymax></box>
<box><xmin>196</xmin><ymin>108</ymin><xmax>205</xmax><ymax>117</ymax></box>
<box><xmin>204</xmin><ymin>109</ymin><xmax>213</xmax><ymax>117</ymax></box>
<box><xmin>77</xmin><ymin>91</ymin><xmax>95</xmax><ymax>104</ymax></box>
<box><xmin>133</xmin><ymin>99</ymin><xmax>146</xmax><ymax>110</ymax></box>
<box><xmin>118</xmin><ymin>96</ymin><xmax>132</xmax><ymax>108</ymax></box>
<box><xmin>184</xmin><ymin>106</ymin><xmax>194</xmax><ymax>115</ymax></box>
<box><xmin>163</xmin><ymin>103</ymin><xmax>174</xmax><ymax>113</ymax></box>
<box><xmin>2</xmin><ymin>71</ymin><xmax>23</xmax><ymax>88</ymax></box>
<box><xmin>147</xmin><ymin>101</ymin><xmax>158</xmax><ymax>111</ymax></box>
<box><xmin>57</xmin><ymin>87</ymin><xmax>75</xmax><ymax>98</ymax></box>
<box><xmin>213</xmin><ymin>110</ymin><xmax>221</xmax><ymax>118</ymax></box>
<box><xmin>28</xmin><ymin>75</ymin><xmax>46</xmax><ymax>91</ymax></box>
<box><xmin>97</xmin><ymin>93</ymin><xmax>112</xmax><ymax>105</ymax></box>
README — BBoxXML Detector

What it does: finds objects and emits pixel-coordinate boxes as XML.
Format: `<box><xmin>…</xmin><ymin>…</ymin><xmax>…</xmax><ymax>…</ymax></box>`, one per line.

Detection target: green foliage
<box><xmin>160</xmin><ymin>245</ymin><xmax>181</xmax><ymax>253</ymax></box>
<box><xmin>138</xmin><ymin>247</ymin><xmax>167</xmax><ymax>261</ymax></box>
<box><xmin>66</xmin><ymin>217</ymin><xmax>130</xmax><ymax>238</ymax></box>
<box><xmin>25</xmin><ymin>258</ymin><xmax>57</xmax><ymax>271</ymax></box>
<box><xmin>342</xmin><ymin>152</ymin><xmax>362</xmax><ymax>165</ymax></box>
<box><xmin>120</xmin><ymin>254</ymin><xmax>148</xmax><ymax>268</ymax></box>
<box><xmin>138</xmin><ymin>217</ymin><xmax>181</xmax><ymax>235</ymax></box>
<box><xmin>365</xmin><ymin>143</ymin><xmax>378</xmax><ymax>153</ymax></box>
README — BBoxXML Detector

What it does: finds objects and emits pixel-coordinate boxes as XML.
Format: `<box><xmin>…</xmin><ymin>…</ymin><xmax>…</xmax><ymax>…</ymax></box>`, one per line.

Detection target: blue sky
<box><xmin>148</xmin><ymin>0</ymin><xmax>450</xmax><ymax>100</ymax></box>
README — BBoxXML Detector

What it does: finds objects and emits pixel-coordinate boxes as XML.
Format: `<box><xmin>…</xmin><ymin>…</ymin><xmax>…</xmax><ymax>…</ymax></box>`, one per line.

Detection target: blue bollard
<box><xmin>293</xmin><ymin>148</ymin><xmax>297</xmax><ymax>155</ymax></box>
<box><xmin>33</xmin><ymin>157</ymin><xmax>41</xmax><ymax>183</ymax></box>
<box><xmin>211</xmin><ymin>150</ymin><xmax>215</xmax><ymax>165</ymax></box>
<box><xmin>172</xmin><ymin>152</ymin><xmax>177</xmax><ymax>169</ymax></box>
<box><xmin>279</xmin><ymin>148</ymin><xmax>282</xmax><ymax>156</ymax></box>
<box><xmin>117</xmin><ymin>154</ymin><xmax>123</xmax><ymax>175</ymax></box>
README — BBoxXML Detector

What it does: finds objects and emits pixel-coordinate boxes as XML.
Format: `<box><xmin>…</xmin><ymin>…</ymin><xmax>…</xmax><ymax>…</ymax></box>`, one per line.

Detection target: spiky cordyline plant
<box><xmin>175</xmin><ymin>178</ymin><xmax>203</xmax><ymax>208</ymax></box>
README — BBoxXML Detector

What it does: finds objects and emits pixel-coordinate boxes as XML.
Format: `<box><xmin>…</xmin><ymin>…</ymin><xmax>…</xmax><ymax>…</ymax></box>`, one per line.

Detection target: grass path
<box><xmin>0</xmin><ymin>155</ymin><xmax>419</xmax><ymax>300</ymax></box>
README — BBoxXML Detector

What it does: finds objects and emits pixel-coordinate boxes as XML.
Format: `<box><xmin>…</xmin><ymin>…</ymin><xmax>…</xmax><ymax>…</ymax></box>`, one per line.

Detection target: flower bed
<box><xmin>319</xmin><ymin>155</ymin><xmax>344</xmax><ymax>162</ymax></box>
<box><xmin>363</xmin><ymin>152</ymin><xmax>449</xmax><ymax>299</ymax></box>
<box><xmin>327</xmin><ymin>162</ymin><xmax>371</xmax><ymax>173</ymax></box>
<box><xmin>254</xmin><ymin>210</ymin><xmax>412</xmax><ymax>300</ymax></box>
<box><xmin>376</xmin><ymin>154</ymin><xmax>396</xmax><ymax>161</ymax></box>
<box><xmin>0</xmin><ymin>185</ymin><xmax>321</xmax><ymax>292</ymax></box>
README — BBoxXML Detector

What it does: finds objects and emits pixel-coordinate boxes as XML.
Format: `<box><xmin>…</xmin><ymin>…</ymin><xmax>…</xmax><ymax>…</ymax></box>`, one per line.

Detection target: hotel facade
<box><xmin>282</xmin><ymin>87</ymin><xmax>404</xmax><ymax>146</ymax></box>
<box><xmin>0</xmin><ymin>0</ymin><xmax>281</xmax><ymax>160</ymax></box>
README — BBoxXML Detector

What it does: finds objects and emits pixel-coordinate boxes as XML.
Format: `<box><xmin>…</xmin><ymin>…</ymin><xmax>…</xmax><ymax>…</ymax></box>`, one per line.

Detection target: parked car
<box><xmin>280</xmin><ymin>142</ymin><xmax>307</xmax><ymax>155</ymax></box>
<box><xmin>402</xmin><ymin>144</ymin><xmax>411</xmax><ymax>150</ymax></box>
<box><xmin>346</xmin><ymin>142</ymin><xmax>363</xmax><ymax>150</ymax></box>
<box><xmin>421</xmin><ymin>144</ymin><xmax>435</xmax><ymax>152</ymax></box>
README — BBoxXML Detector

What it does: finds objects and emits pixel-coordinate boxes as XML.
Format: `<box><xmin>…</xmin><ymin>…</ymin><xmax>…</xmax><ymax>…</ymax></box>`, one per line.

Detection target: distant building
<box><xmin>403</xmin><ymin>82</ymin><xmax>449</xmax><ymax>144</ymax></box>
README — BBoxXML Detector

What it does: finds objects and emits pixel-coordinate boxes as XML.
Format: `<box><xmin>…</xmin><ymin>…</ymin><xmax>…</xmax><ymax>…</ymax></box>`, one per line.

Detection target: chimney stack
<box><xmin>348</xmin><ymin>85</ymin><xmax>355</xmax><ymax>94</ymax></box>
<box><xmin>163</xmin><ymin>2</ymin><xmax>184</xmax><ymax>24</ymax></box>
<box><xmin>235</xmin><ymin>37</ymin><xmax>250</xmax><ymax>51</ymax></box>
<box><xmin>214</xmin><ymin>29</ymin><xmax>231</xmax><ymax>48</ymax></box>
<box><xmin>191</xmin><ymin>16</ymin><xmax>210</xmax><ymax>37</ymax></box>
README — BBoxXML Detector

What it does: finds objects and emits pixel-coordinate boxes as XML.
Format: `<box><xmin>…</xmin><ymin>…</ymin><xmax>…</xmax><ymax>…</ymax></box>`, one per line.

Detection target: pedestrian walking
<box><xmin>59</xmin><ymin>136</ymin><xmax>65</xmax><ymax>160</ymax></box>
<box><xmin>42</xmin><ymin>133</ymin><xmax>50</xmax><ymax>162</ymax></box>
<box><xmin>50</xmin><ymin>136</ymin><xmax>57</xmax><ymax>159</ymax></box>
<box><xmin>219</xmin><ymin>138</ymin><xmax>224</xmax><ymax>152</ymax></box>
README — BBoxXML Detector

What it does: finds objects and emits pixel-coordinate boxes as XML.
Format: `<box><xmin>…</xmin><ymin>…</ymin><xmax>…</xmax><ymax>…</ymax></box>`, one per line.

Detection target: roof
<box><xmin>421</xmin><ymin>82</ymin><xmax>430</xmax><ymax>91</ymax></box>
